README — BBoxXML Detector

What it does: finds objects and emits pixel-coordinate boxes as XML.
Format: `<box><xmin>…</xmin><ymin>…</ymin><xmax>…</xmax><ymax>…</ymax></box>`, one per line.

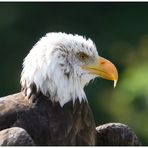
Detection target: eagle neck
<box><xmin>22</xmin><ymin>77</ymin><xmax>87</xmax><ymax>107</ymax></box>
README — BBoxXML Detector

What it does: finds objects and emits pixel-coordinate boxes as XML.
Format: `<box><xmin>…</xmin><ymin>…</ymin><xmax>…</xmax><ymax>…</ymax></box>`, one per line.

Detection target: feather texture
<box><xmin>0</xmin><ymin>92</ymin><xmax>96</xmax><ymax>145</ymax></box>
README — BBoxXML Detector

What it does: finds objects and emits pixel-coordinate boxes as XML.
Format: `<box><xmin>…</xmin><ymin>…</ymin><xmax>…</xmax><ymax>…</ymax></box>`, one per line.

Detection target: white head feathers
<box><xmin>21</xmin><ymin>32</ymin><xmax>98</xmax><ymax>106</ymax></box>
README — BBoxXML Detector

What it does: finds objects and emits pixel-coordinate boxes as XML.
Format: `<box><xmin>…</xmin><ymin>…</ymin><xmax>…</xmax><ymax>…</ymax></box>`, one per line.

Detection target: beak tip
<box><xmin>113</xmin><ymin>80</ymin><xmax>117</xmax><ymax>88</ymax></box>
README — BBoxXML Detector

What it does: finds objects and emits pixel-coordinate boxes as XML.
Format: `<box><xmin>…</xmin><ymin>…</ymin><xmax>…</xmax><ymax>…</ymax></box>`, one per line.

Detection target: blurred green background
<box><xmin>0</xmin><ymin>2</ymin><xmax>148</xmax><ymax>145</ymax></box>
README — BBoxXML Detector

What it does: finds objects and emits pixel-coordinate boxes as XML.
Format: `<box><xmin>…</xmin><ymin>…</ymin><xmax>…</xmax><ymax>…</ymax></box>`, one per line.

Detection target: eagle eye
<box><xmin>78</xmin><ymin>52</ymin><xmax>89</xmax><ymax>61</ymax></box>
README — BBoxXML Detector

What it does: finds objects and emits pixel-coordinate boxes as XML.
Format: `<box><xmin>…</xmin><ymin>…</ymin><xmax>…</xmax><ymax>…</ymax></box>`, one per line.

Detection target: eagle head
<box><xmin>21</xmin><ymin>32</ymin><xmax>118</xmax><ymax>106</ymax></box>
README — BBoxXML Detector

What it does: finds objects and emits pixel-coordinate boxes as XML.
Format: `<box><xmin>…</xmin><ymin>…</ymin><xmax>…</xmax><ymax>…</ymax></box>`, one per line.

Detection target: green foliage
<box><xmin>0</xmin><ymin>2</ymin><xmax>148</xmax><ymax>145</ymax></box>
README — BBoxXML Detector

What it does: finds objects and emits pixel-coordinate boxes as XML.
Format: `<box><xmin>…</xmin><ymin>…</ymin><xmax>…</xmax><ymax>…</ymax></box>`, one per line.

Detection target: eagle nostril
<box><xmin>100</xmin><ymin>61</ymin><xmax>105</xmax><ymax>65</ymax></box>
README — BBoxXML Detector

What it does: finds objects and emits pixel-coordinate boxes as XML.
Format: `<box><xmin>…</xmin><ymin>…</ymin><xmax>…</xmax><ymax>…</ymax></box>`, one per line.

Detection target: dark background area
<box><xmin>0</xmin><ymin>2</ymin><xmax>148</xmax><ymax>145</ymax></box>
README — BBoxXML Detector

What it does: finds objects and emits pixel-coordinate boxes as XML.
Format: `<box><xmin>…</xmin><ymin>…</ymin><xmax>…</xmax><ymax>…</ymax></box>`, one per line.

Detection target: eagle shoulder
<box><xmin>0</xmin><ymin>92</ymin><xmax>30</xmax><ymax>130</ymax></box>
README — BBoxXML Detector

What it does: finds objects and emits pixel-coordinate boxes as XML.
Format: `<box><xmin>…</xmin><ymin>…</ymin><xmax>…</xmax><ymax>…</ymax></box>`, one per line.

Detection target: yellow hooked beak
<box><xmin>81</xmin><ymin>56</ymin><xmax>118</xmax><ymax>87</ymax></box>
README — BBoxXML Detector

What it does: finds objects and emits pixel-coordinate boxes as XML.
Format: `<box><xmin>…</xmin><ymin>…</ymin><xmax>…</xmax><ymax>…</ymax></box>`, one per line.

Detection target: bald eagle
<box><xmin>0</xmin><ymin>32</ymin><xmax>118</xmax><ymax>146</ymax></box>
